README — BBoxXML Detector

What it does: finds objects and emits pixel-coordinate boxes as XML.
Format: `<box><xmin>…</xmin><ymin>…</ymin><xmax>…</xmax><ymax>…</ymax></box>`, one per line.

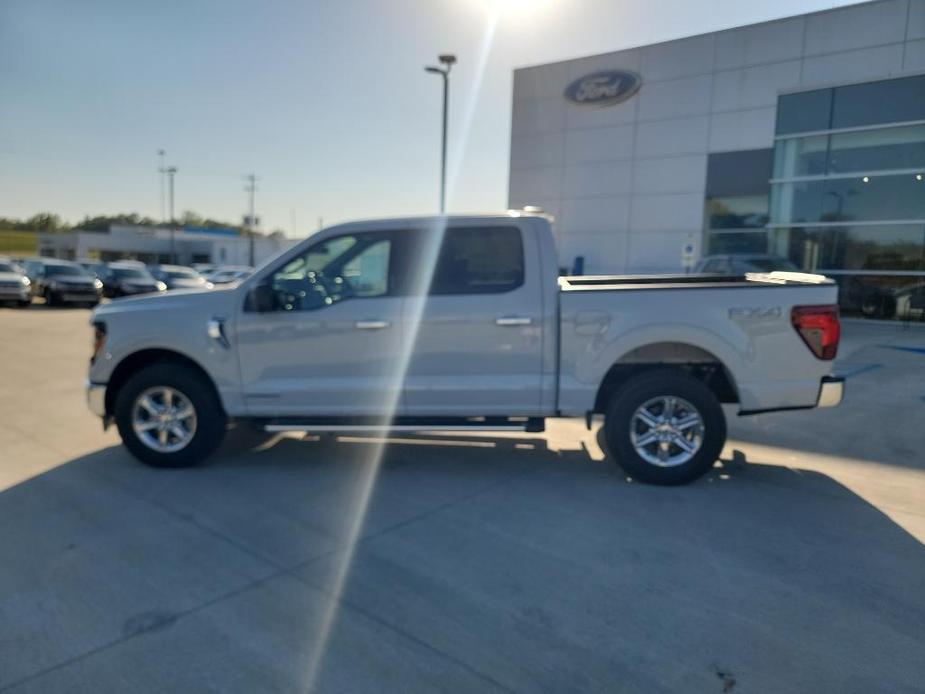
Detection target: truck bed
<box><xmin>556</xmin><ymin>270</ymin><xmax>840</xmax><ymax>416</ymax></box>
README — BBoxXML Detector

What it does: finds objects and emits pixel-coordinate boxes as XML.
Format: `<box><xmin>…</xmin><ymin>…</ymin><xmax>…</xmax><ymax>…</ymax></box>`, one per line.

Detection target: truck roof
<box><xmin>317</xmin><ymin>211</ymin><xmax>552</xmax><ymax>232</ymax></box>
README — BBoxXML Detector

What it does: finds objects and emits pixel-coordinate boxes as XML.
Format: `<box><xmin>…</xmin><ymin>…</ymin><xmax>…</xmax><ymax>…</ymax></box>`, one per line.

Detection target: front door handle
<box><xmin>355</xmin><ymin>320</ymin><xmax>390</xmax><ymax>330</ymax></box>
<box><xmin>495</xmin><ymin>316</ymin><xmax>532</xmax><ymax>326</ymax></box>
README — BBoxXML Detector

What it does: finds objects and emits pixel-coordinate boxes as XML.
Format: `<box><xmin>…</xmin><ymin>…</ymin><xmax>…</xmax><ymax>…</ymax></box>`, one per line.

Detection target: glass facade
<box><xmin>704</xmin><ymin>149</ymin><xmax>773</xmax><ymax>257</ymax></box>
<box><xmin>769</xmin><ymin>75</ymin><xmax>925</xmax><ymax>320</ymax></box>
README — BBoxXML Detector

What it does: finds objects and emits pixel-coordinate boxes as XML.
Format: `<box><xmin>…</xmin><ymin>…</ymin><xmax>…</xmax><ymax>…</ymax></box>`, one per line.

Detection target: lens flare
<box><xmin>301</xmin><ymin>219</ymin><xmax>448</xmax><ymax>689</ymax></box>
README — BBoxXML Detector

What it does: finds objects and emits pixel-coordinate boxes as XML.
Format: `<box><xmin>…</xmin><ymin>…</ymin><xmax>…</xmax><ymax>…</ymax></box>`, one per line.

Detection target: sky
<box><xmin>0</xmin><ymin>0</ymin><xmax>864</xmax><ymax>236</ymax></box>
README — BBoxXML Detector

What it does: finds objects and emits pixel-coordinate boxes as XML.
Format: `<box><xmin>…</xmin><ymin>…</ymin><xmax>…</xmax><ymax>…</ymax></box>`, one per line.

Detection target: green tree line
<box><xmin>0</xmin><ymin>212</ymin><xmax>284</xmax><ymax>237</ymax></box>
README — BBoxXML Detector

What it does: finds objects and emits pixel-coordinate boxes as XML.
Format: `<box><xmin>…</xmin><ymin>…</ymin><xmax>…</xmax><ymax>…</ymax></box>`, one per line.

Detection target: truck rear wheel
<box><xmin>603</xmin><ymin>369</ymin><xmax>726</xmax><ymax>485</ymax></box>
<box><xmin>114</xmin><ymin>363</ymin><xmax>227</xmax><ymax>468</ymax></box>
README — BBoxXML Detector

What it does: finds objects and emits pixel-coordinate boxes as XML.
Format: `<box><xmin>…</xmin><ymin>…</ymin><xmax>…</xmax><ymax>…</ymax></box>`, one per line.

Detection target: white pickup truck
<box><xmin>86</xmin><ymin>212</ymin><xmax>843</xmax><ymax>485</ymax></box>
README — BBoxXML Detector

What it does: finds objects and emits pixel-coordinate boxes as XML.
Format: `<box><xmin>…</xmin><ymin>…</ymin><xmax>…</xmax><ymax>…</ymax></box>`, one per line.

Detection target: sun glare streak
<box><xmin>446</xmin><ymin>9</ymin><xmax>500</xmax><ymax>211</ymax></box>
<box><xmin>303</xmin><ymin>6</ymin><xmax>507</xmax><ymax>684</ymax></box>
<box><xmin>301</xmin><ymin>220</ymin><xmax>448</xmax><ymax>690</ymax></box>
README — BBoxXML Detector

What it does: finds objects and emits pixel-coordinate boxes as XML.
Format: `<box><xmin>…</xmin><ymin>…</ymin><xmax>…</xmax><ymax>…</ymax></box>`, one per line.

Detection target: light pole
<box><xmin>425</xmin><ymin>53</ymin><xmax>456</xmax><ymax>214</ymax></box>
<box><xmin>157</xmin><ymin>149</ymin><xmax>166</xmax><ymax>223</ymax></box>
<box><xmin>166</xmin><ymin>166</ymin><xmax>178</xmax><ymax>263</ymax></box>
<box><xmin>244</xmin><ymin>173</ymin><xmax>258</xmax><ymax>266</ymax></box>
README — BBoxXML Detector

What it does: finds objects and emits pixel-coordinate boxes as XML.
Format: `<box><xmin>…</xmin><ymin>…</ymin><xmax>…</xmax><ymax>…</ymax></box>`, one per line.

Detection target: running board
<box><xmin>261</xmin><ymin>417</ymin><xmax>545</xmax><ymax>434</ymax></box>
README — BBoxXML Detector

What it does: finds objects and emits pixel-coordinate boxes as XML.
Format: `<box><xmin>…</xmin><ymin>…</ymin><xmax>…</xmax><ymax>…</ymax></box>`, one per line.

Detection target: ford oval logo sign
<box><xmin>564</xmin><ymin>70</ymin><xmax>642</xmax><ymax>107</ymax></box>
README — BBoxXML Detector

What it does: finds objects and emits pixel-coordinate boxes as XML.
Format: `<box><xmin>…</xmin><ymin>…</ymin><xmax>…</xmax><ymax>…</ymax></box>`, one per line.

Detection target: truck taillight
<box><xmin>791</xmin><ymin>305</ymin><xmax>839</xmax><ymax>360</ymax></box>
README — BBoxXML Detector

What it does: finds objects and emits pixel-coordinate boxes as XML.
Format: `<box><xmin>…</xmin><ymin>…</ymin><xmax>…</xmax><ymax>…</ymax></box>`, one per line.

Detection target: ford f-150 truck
<box><xmin>86</xmin><ymin>212</ymin><xmax>844</xmax><ymax>485</ymax></box>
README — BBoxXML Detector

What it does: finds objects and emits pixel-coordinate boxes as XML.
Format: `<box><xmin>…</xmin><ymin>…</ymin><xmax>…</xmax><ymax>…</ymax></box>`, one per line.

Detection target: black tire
<box><xmin>17</xmin><ymin>299</ymin><xmax>31</xmax><ymax>308</ymax></box>
<box><xmin>44</xmin><ymin>289</ymin><xmax>57</xmax><ymax>307</ymax></box>
<box><xmin>114</xmin><ymin>362</ymin><xmax>227</xmax><ymax>468</ymax></box>
<box><xmin>603</xmin><ymin>369</ymin><xmax>726</xmax><ymax>485</ymax></box>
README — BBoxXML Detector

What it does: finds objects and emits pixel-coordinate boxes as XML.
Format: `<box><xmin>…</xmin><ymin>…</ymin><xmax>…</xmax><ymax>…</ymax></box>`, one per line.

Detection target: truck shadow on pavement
<box><xmin>1</xmin><ymin>433</ymin><xmax>924</xmax><ymax>693</ymax></box>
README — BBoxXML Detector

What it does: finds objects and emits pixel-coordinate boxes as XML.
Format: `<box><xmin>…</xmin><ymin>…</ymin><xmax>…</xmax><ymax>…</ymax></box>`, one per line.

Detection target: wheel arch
<box><xmin>104</xmin><ymin>348</ymin><xmax>223</xmax><ymax>418</ymax></box>
<box><xmin>592</xmin><ymin>341</ymin><xmax>739</xmax><ymax>414</ymax></box>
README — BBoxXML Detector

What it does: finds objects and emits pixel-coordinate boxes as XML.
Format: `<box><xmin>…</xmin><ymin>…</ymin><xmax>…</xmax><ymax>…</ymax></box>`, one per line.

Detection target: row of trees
<box><xmin>0</xmin><ymin>212</ymin><xmax>285</xmax><ymax>237</ymax></box>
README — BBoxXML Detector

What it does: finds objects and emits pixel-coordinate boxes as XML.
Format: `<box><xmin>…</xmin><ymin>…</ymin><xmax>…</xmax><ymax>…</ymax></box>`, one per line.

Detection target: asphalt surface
<box><xmin>1</xmin><ymin>305</ymin><xmax>923</xmax><ymax>693</ymax></box>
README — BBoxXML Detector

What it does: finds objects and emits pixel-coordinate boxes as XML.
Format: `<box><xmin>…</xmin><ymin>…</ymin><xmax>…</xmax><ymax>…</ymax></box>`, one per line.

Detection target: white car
<box><xmin>0</xmin><ymin>258</ymin><xmax>31</xmax><ymax>307</ymax></box>
<box><xmin>206</xmin><ymin>266</ymin><xmax>254</xmax><ymax>285</ymax></box>
<box><xmin>87</xmin><ymin>213</ymin><xmax>843</xmax><ymax>485</ymax></box>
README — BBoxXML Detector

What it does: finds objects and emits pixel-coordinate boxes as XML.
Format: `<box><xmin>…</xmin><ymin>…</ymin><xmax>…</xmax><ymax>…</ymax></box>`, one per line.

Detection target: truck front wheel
<box><xmin>603</xmin><ymin>370</ymin><xmax>726</xmax><ymax>485</ymax></box>
<box><xmin>114</xmin><ymin>363</ymin><xmax>227</xmax><ymax>468</ymax></box>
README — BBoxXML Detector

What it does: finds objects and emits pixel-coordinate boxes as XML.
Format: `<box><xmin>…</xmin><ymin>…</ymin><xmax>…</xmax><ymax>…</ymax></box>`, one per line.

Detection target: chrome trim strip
<box><xmin>263</xmin><ymin>424</ymin><xmax>528</xmax><ymax>433</ymax></box>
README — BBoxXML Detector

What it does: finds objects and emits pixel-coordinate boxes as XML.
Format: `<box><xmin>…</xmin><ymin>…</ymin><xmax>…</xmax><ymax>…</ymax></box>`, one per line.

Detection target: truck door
<box><xmin>399</xmin><ymin>224</ymin><xmax>544</xmax><ymax>416</ymax></box>
<box><xmin>235</xmin><ymin>230</ymin><xmax>407</xmax><ymax>417</ymax></box>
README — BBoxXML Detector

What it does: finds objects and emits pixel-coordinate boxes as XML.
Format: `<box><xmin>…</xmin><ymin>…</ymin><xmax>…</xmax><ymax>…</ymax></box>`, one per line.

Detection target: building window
<box><xmin>770</xmin><ymin>225</ymin><xmax>925</xmax><ymax>273</ymax></box>
<box><xmin>703</xmin><ymin>149</ymin><xmax>773</xmax><ymax>259</ymax></box>
<box><xmin>771</xmin><ymin>76</ymin><xmax>925</xmax><ymax>320</ymax></box>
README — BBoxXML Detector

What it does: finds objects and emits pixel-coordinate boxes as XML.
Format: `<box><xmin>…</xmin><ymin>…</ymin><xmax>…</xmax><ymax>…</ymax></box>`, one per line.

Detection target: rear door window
<box><xmin>430</xmin><ymin>226</ymin><xmax>524</xmax><ymax>295</ymax></box>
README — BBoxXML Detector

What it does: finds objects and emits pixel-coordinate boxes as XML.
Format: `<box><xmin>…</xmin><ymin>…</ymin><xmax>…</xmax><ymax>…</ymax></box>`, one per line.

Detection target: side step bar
<box><xmin>261</xmin><ymin>417</ymin><xmax>545</xmax><ymax>434</ymax></box>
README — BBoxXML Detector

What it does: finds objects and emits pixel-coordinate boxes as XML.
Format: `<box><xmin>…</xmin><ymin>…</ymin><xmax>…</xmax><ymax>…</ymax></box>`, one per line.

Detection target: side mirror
<box><xmin>247</xmin><ymin>282</ymin><xmax>276</xmax><ymax>312</ymax></box>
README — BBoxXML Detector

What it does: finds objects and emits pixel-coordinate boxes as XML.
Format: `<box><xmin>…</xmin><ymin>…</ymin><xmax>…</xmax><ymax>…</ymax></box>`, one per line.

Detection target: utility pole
<box><xmin>157</xmin><ymin>149</ymin><xmax>166</xmax><ymax>223</ymax></box>
<box><xmin>425</xmin><ymin>53</ymin><xmax>456</xmax><ymax>214</ymax></box>
<box><xmin>245</xmin><ymin>173</ymin><xmax>258</xmax><ymax>266</ymax></box>
<box><xmin>166</xmin><ymin>166</ymin><xmax>178</xmax><ymax>263</ymax></box>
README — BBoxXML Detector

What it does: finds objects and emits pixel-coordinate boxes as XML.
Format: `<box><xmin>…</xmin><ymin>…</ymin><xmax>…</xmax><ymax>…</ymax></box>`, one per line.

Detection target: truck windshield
<box><xmin>166</xmin><ymin>269</ymin><xmax>199</xmax><ymax>279</ymax></box>
<box><xmin>112</xmin><ymin>268</ymin><xmax>152</xmax><ymax>279</ymax></box>
<box><xmin>45</xmin><ymin>265</ymin><xmax>88</xmax><ymax>277</ymax></box>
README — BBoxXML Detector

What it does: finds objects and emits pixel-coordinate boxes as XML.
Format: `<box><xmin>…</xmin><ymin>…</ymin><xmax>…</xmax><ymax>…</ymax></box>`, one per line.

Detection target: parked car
<box><xmin>206</xmin><ymin>266</ymin><xmax>254</xmax><ymax>285</ymax></box>
<box><xmin>149</xmin><ymin>264</ymin><xmax>213</xmax><ymax>291</ymax></box>
<box><xmin>191</xmin><ymin>263</ymin><xmax>217</xmax><ymax>276</ymax></box>
<box><xmin>28</xmin><ymin>259</ymin><xmax>102</xmax><ymax>307</ymax></box>
<box><xmin>0</xmin><ymin>258</ymin><xmax>32</xmax><ymax>307</ymax></box>
<box><xmin>86</xmin><ymin>213</ymin><xmax>844</xmax><ymax>485</ymax></box>
<box><xmin>694</xmin><ymin>254</ymin><xmax>800</xmax><ymax>274</ymax></box>
<box><xmin>76</xmin><ymin>260</ymin><xmax>105</xmax><ymax>277</ymax></box>
<box><xmin>893</xmin><ymin>282</ymin><xmax>925</xmax><ymax>321</ymax></box>
<box><xmin>97</xmin><ymin>263</ymin><xmax>167</xmax><ymax>298</ymax></box>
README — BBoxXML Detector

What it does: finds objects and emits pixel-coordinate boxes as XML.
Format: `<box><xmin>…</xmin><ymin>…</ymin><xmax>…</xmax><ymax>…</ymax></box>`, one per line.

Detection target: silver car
<box><xmin>0</xmin><ymin>258</ymin><xmax>31</xmax><ymax>307</ymax></box>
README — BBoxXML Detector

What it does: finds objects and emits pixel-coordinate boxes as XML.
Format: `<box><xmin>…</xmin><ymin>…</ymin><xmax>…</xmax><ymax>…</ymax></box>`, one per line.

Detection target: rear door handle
<box><xmin>495</xmin><ymin>316</ymin><xmax>532</xmax><ymax>326</ymax></box>
<box><xmin>355</xmin><ymin>320</ymin><xmax>390</xmax><ymax>330</ymax></box>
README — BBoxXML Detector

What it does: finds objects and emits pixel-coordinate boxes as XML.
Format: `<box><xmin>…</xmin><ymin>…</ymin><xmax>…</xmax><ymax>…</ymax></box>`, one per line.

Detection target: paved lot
<box><xmin>0</xmin><ymin>305</ymin><xmax>923</xmax><ymax>693</ymax></box>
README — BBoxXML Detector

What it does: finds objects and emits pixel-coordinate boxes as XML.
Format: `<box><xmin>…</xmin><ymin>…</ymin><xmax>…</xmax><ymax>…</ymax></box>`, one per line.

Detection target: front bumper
<box><xmin>52</xmin><ymin>289</ymin><xmax>100</xmax><ymax>303</ymax></box>
<box><xmin>817</xmin><ymin>376</ymin><xmax>845</xmax><ymax>408</ymax></box>
<box><xmin>0</xmin><ymin>286</ymin><xmax>30</xmax><ymax>300</ymax></box>
<box><xmin>86</xmin><ymin>381</ymin><xmax>107</xmax><ymax>418</ymax></box>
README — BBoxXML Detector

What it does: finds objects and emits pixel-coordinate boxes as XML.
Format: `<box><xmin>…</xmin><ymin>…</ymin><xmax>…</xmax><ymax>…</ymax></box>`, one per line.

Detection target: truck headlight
<box><xmin>20</xmin><ymin>276</ymin><xmax>30</xmax><ymax>286</ymax></box>
<box><xmin>93</xmin><ymin>278</ymin><xmax>103</xmax><ymax>290</ymax></box>
<box><xmin>156</xmin><ymin>281</ymin><xmax>167</xmax><ymax>291</ymax></box>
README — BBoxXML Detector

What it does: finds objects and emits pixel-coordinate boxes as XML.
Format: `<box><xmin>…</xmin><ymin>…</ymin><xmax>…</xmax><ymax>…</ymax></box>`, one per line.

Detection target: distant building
<box><xmin>37</xmin><ymin>224</ymin><xmax>296</xmax><ymax>266</ymax></box>
<box><xmin>508</xmin><ymin>0</ymin><xmax>925</xmax><ymax>319</ymax></box>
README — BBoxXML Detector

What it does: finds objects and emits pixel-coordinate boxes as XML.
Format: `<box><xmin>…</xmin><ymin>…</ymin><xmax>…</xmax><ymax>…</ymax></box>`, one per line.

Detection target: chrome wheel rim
<box><xmin>132</xmin><ymin>386</ymin><xmax>197</xmax><ymax>453</ymax></box>
<box><xmin>630</xmin><ymin>395</ymin><xmax>704</xmax><ymax>467</ymax></box>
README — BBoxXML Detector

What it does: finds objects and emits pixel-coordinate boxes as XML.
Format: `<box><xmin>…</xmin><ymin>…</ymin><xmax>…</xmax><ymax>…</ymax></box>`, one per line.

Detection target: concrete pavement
<box><xmin>0</xmin><ymin>306</ymin><xmax>923</xmax><ymax>692</ymax></box>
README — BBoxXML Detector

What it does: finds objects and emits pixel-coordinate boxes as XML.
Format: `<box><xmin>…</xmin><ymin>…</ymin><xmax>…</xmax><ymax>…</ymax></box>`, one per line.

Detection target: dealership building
<box><xmin>509</xmin><ymin>0</ymin><xmax>925</xmax><ymax>318</ymax></box>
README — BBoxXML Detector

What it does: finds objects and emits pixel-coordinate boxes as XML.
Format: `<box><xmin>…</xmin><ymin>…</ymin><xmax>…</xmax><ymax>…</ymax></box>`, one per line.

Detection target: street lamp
<box><xmin>166</xmin><ymin>166</ymin><xmax>178</xmax><ymax>263</ymax></box>
<box><xmin>425</xmin><ymin>53</ymin><xmax>456</xmax><ymax>214</ymax></box>
<box><xmin>157</xmin><ymin>149</ymin><xmax>167</xmax><ymax>223</ymax></box>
